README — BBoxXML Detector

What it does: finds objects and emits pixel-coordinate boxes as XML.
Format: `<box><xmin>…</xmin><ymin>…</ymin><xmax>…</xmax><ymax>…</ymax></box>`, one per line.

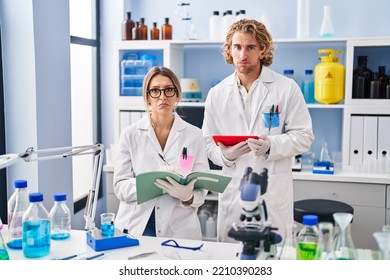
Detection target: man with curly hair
<box><xmin>202</xmin><ymin>19</ymin><xmax>314</xmax><ymax>243</ymax></box>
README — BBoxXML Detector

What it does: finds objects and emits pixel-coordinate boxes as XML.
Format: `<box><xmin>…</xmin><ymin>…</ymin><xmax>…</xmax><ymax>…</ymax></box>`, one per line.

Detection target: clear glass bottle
<box><xmin>161</xmin><ymin>17</ymin><xmax>172</xmax><ymax>40</ymax></box>
<box><xmin>319</xmin><ymin>5</ymin><xmax>335</xmax><ymax>38</ymax></box>
<box><xmin>332</xmin><ymin>212</ymin><xmax>357</xmax><ymax>260</ymax></box>
<box><xmin>296</xmin><ymin>214</ymin><xmax>319</xmax><ymax>260</ymax></box>
<box><xmin>301</xmin><ymin>69</ymin><xmax>315</xmax><ymax>103</ymax></box>
<box><xmin>150</xmin><ymin>22</ymin><xmax>160</xmax><ymax>40</ymax></box>
<box><xmin>22</xmin><ymin>193</ymin><xmax>51</xmax><ymax>258</ymax></box>
<box><xmin>49</xmin><ymin>193</ymin><xmax>71</xmax><ymax>240</ymax></box>
<box><xmin>314</xmin><ymin>222</ymin><xmax>336</xmax><ymax>260</ymax></box>
<box><xmin>0</xmin><ymin>218</ymin><xmax>10</xmax><ymax>260</ymax></box>
<box><xmin>7</xmin><ymin>179</ymin><xmax>30</xmax><ymax>249</ymax></box>
<box><xmin>121</xmin><ymin>11</ymin><xmax>135</xmax><ymax>40</ymax></box>
<box><xmin>283</xmin><ymin>69</ymin><xmax>296</xmax><ymax>82</ymax></box>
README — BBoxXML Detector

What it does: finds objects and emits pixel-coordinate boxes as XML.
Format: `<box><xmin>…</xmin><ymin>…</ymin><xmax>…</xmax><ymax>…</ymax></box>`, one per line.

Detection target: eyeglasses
<box><xmin>161</xmin><ymin>239</ymin><xmax>204</xmax><ymax>251</ymax></box>
<box><xmin>147</xmin><ymin>87</ymin><xmax>177</xmax><ymax>98</ymax></box>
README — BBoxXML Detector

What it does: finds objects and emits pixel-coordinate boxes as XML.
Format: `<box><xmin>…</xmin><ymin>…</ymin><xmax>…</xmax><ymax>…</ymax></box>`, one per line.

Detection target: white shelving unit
<box><xmin>110</xmin><ymin>37</ymin><xmax>390</xmax><ymax>247</ymax></box>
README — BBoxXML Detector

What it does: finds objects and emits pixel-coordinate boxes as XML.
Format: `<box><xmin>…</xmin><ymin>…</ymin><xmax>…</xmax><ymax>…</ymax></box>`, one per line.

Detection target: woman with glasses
<box><xmin>114</xmin><ymin>66</ymin><xmax>209</xmax><ymax>240</ymax></box>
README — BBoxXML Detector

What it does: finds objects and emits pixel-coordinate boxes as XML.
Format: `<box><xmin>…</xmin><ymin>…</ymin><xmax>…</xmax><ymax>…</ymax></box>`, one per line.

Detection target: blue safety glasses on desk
<box><xmin>161</xmin><ymin>239</ymin><xmax>204</xmax><ymax>251</ymax></box>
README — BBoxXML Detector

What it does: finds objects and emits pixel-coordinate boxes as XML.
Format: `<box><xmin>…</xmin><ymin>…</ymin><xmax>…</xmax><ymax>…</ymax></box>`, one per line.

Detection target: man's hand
<box><xmin>219</xmin><ymin>141</ymin><xmax>251</xmax><ymax>161</ymax></box>
<box><xmin>247</xmin><ymin>135</ymin><xmax>271</xmax><ymax>156</ymax></box>
<box><xmin>154</xmin><ymin>177</ymin><xmax>196</xmax><ymax>202</ymax></box>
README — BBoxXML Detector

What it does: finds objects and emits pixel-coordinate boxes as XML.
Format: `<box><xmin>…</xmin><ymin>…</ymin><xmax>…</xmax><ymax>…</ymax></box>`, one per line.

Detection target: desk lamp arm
<box><xmin>19</xmin><ymin>143</ymin><xmax>104</xmax><ymax>231</ymax></box>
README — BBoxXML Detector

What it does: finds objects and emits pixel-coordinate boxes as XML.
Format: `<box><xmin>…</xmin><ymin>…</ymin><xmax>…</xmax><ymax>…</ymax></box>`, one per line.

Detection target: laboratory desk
<box><xmin>4</xmin><ymin>228</ymin><xmax>241</xmax><ymax>260</ymax></box>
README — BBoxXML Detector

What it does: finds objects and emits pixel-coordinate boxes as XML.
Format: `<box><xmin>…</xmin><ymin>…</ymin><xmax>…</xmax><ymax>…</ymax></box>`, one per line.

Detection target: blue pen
<box><xmin>86</xmin><ymin>252</ymin><xmax>105</xmax><ymax>260</ymax></box>
<box><xmin>60</xmin><ymin>254</ymin><xmax>78</xmax><ymax>260</ymax></box>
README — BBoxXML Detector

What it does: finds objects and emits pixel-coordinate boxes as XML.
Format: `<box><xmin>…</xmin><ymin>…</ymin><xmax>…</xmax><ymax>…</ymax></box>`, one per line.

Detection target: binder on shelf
<box><xmin>377</xmin><ymin>116</ymin><xmax>390</xmax><ymax>162</ymax></box>
<box><xmin>349</xmin><ymin>116</ymin><xmax>363</xmax><ymax>165</ymax></box>
<box><xmin>363</xmin><ymin>116</ymin><xmax>378</xmax><ymax>164</ymax></box>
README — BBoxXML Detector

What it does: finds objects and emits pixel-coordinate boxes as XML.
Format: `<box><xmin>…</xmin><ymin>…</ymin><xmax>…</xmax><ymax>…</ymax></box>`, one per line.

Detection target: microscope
<box><xmin>228</xmin><ymin>167</ymin><xmax>281</xmax><ymax>260</ymax></box>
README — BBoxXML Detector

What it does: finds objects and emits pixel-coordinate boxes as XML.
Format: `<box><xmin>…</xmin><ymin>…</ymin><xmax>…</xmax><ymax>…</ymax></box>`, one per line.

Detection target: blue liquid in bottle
<box><xmin>301</xmin><ymin>70</ymin><xmax>316</xmax><ymax>103</ymax></box>
<box><xmin>22</xmin><ymin>220</ymin><xmax>51</xmax><ymax>258</ymax></box>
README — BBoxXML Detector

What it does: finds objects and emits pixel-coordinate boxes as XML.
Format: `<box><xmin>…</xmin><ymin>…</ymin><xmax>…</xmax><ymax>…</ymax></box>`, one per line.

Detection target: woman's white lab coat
<box><xmin>114</xmin><ymin>113</ymin><xmax>209</xmax><ymax>240</ymax></box>
<box><xmin>202</xmin><ymin>66</ymin><xmax>314</xmax><ymax>242</ymax></box>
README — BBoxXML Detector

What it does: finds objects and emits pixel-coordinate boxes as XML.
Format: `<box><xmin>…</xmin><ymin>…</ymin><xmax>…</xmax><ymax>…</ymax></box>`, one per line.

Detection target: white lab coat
<box><xmin>114</xmin><ymin>113</ymin><xmax>209</xmax><ymax>240</ymax></box>
<box><xmin>202</xmin><ymin>66</ymin><xmax>314</xmax><ymax>242</ymax></box>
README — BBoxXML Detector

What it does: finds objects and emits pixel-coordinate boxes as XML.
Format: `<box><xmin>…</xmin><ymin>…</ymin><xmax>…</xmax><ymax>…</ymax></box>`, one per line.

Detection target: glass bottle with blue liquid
<box><xmin>49</xmin><ymin>193</ymin><xmax>71</xmax><ymax>240</ymax></box>
<box><xmin>7</xmin><ymin>179</ymin><xmax>30</xmax><ymax>249</ymax></box>
<box><xmin>301</xmin><ymin>69</ymin><xmax>316</xmax><ymax>103</ymax></box>
<box><xmin>22</xmin><ymin>193</ymin><xmax>51</xmax><ymax>258</ymax></box>
<box><xmin>0</xmin><ymin>218</ymin><xmax>10</xmax><ymax>260</ymax></box>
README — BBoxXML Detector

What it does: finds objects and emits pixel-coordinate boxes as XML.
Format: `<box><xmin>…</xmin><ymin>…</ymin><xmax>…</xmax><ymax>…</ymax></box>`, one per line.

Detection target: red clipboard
<box><xmin>212</xmin><ymin>135</ymin><xmax>259</xmax><ymax>146</ymax></box>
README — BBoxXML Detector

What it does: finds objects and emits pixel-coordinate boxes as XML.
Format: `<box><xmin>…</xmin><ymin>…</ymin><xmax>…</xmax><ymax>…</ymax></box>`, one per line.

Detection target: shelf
<box><xmin>293</xmin><ymin>170</ymin><xmax>390</xmax><ymax>184</ymax></box>
<box><xmin>307</xmin><ymin>104</ymin><xmax>344</xmax><ymax>109</ymax></box>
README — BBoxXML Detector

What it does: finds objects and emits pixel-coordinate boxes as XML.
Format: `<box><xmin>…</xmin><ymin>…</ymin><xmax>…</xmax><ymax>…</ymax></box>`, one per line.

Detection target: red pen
<box><xmin>275</xmin><ymin>105</ymin><xmax>279</xmax><ymax>117</ymax></box>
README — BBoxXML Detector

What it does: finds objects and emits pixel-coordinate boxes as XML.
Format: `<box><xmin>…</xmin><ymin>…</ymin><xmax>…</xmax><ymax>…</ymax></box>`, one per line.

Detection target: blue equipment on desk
<box><xmin>312</xmin><ymin>160</ymin><xmax>334</xmax><ymax>174</ymax></box>
<box><xmin>312</xmin><ymin>142</ymin><xmax>334</xmax><ymax>174</ymax></box>
<box><xmin>228</xmin><ymin>167</ymin><xmax>281</xmax><ymax>260</ymax></box>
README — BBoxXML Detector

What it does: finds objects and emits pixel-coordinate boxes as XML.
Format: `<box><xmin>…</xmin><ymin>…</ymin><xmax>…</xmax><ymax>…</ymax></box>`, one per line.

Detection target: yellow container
<box><xmin>314</xmin><ymin>49</ymin><xmax>345</xmax><ymax>104</ymax></box>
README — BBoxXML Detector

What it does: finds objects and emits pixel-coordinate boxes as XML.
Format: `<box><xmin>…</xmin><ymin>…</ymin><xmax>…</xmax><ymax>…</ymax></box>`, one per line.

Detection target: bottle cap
<box><xmin>302</xmin><ymin>215</ymin><xmax>318</xmax><ymax>226</ymax></box>
<box><xmin>29</xmin><ymin>192</ymin><xmax>44</xmax><ymax>202</ymax></box>
<box><xmin>305</xmin><ymin>69</ymin><xmax>313</xmax><ymax>75</ymax></box>
<box><xmin>14</xmin><ymin>179</ymin><xmax>27</xmax><ymax>188</ymax></box>
<box><xmin>54</xmin><ymin>192</ymin><xmax>67</xmax><ymax>202</ymax></box>
<box><xmin>283</xmin><ymin>69</ymin><xmax>294</xmax><ymax>75</ymax></box>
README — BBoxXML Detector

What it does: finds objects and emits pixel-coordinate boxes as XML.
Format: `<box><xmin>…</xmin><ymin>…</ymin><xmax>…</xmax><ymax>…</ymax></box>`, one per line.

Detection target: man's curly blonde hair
<box><xmin>223</xmin><ymin>19</ymin><xmax>274</xmax><ymax>67</ymax></box>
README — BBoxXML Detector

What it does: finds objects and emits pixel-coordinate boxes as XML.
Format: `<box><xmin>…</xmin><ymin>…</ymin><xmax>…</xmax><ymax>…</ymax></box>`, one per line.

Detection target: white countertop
<box><xmin>4</xmin><ymin>227</ymin><xmax>240</xmax><ymax>260</ymax></box>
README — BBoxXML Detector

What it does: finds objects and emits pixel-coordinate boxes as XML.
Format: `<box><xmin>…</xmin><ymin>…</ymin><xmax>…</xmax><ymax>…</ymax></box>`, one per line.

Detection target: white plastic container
<box><xmin>296</xmin><ymin>0</ymin><xmax>310</xmax><ymax>38</ymax></box>
<box><xmin>209</xmin><ymin>11</ymin><xmax>222</xmax><ymax>40</ymax></box>
<box><xmin>205</xmin><ymin>216</ymin><xmax>216</xmax><ymax>238</ymax></box>
<box><xmin>222</xmin><ymin>10</ymin><xmax>235</xmax><ymax>38</ymax></box>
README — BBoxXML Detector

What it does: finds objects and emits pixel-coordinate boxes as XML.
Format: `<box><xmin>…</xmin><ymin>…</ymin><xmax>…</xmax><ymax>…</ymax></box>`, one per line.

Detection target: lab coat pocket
<box><xmin>262</xmin><ymin>112</ymin><xmax>280</xmax><ymax>130</ymax></box>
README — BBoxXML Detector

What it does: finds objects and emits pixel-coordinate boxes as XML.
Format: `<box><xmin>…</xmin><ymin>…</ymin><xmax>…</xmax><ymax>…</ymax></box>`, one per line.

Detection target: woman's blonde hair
<box><xmin>223</xmin><ymin>19</ymin><xmax>274</xmax><ymax>67</ymax></box>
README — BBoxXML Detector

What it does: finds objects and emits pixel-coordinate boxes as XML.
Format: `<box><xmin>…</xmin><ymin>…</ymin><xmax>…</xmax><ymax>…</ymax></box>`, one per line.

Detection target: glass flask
<box><xmin>373</xmin><ymin>228</ymin><xmax>390</xmax><ymax>260</ymax></box>
<box><xmin>314</xmin><ymin>222</ymin><xmax>336</xmax><ymax>260</ymax></box>
<box><xmin>319</xmin><ymin>142</ymin><xmax>331</xmax><ymax>163</ymax></box>
<box><xmin>279</xmin><ymin>223</ymin><xmax>297</xmax><ymax>260</ymax></box>
<box><xmin>332</xmin><ymin>213</ymin><xmax>357</xmax><ymax>260</ymax></box>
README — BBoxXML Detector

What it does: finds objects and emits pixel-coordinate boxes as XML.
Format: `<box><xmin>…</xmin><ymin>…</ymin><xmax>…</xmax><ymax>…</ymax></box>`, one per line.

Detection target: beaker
<box><xmin>332</xmin><ymin>213</ymin><xmax>357</xmax><ymax>260</ymax></box>
<box><xmin>279</xmin><ymin>223</ymin><xmax>297</xmax><ymax>260</ymax></box>
<box><xmin>315</xmin><ymin>222</ymin><xmax>336</xmax><ymax>260</ymax></box>
<box><xmin>373</xmin><ymin>231</ymin><xmax>390</xmax><ymax>260</ymax></box>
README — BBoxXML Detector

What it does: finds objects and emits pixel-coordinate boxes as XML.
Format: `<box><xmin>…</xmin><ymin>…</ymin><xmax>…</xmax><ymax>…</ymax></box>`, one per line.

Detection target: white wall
<box><xmin>100</xmin><ymin>0</ymin><xmax>390</xmax><ymax>151</ymax></box>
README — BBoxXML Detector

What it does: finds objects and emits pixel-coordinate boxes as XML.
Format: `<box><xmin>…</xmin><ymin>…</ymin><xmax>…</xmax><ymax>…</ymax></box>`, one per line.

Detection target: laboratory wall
<box><xmin>100</xmin><ymin>0</ymin><xmax>390</xmax><ymax>150</ymax></box>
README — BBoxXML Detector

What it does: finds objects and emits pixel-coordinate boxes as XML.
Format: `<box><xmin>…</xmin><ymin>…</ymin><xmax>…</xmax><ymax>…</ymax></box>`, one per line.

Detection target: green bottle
<box><xmin>296</xmin><ymin>215</ymin><xmax>319</xmax><ymax>260</ymax></box>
